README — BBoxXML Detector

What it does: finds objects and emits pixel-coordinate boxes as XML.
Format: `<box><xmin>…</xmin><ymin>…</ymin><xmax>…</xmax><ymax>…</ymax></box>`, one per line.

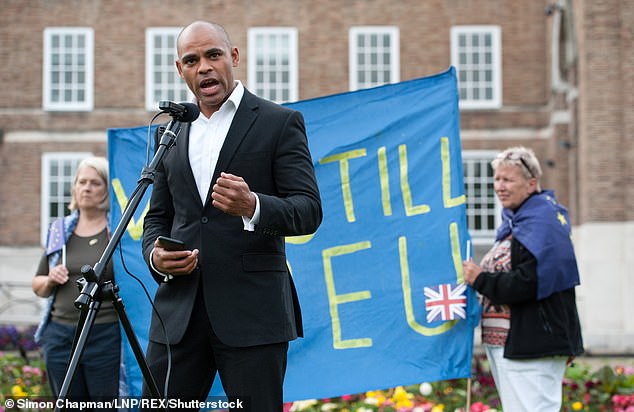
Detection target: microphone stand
<box><xmin>55</xmin><ymin>113</ymin><xmax>188</xmax><ymax>411</ymax></box>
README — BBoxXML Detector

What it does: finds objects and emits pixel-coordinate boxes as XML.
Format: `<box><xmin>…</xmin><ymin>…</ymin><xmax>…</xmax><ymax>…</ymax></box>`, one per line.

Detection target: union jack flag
<box><xmin>424</xmin><ymin>283</ymin><xmax>467</xmax><ymax>323</ymax></box>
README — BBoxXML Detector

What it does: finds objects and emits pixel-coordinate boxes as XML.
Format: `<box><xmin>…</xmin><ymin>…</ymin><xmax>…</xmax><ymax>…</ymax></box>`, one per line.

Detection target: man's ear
<box><xmin>232</xmin><ymin>47</ymin><xmax>240</xmax><ymax>67</ymax></box>
<box><xmin>175</xmin><ymin>60</ymin><xmax>184</xmax><ymax>79</ymax></box>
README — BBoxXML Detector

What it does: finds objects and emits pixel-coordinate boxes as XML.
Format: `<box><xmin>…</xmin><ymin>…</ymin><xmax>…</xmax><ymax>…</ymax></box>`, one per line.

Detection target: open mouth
<box><xmin>200</xmin><ymin>78</ymin><xmax>219</xmax><ymax>93</ymax></box>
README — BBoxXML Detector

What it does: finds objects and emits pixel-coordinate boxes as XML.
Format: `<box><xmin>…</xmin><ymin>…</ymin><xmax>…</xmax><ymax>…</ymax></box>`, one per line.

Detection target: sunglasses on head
<box><xmin>497</xmin><ymin>152</ymin><xmax>535</xmax><ymax>178</ymax></box>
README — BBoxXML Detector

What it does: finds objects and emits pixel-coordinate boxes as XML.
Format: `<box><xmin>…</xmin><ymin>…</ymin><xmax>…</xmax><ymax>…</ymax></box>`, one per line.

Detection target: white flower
<box><xmin>363</xmin><ymin>397</ymin><xmax>379</xmax><ymax>405</ymax></box>
<box><xmin>290</xmin><ymin>399</ymin><xmax>318</xmax><ymax>411</ymax></box>
<box><xmin>321</xmin><ymin>403</ymin><xmax>338</xmax><ymax>411</ymax></box>
<box><xmin>419</xmin><ymin>382</ymin><xmax>433</xmax><ymax>396</ymax></box>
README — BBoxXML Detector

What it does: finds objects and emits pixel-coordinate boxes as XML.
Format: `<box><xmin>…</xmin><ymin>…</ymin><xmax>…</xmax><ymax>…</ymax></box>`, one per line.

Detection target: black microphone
<box><xmin>154</xmin><ymin>101</ymin><xmax>199</xmax><ymax>152</ymax></box>
<box><xmin>158</xmin><ymin>100</ymin><xmax>200</xmax><ymax>122</ymax></box>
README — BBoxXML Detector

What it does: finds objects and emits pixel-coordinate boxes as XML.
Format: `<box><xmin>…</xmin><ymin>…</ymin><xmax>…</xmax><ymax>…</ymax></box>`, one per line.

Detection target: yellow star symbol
<box><xmin>557</xmin><ymin>212</ymin><xmax>568</xmax><ymax>226</ymax></box>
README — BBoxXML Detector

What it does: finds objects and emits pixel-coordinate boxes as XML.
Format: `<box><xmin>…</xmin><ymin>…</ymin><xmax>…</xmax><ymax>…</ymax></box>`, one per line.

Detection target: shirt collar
<box><xmin>227</xmin><ymin>80</ymin><xmax>244</xmax><ymax>109</ymax></box>
<box><xmin>194</xmin><ymin>80</ymin><xmax>244</xmax><ymax>120</ymax></box>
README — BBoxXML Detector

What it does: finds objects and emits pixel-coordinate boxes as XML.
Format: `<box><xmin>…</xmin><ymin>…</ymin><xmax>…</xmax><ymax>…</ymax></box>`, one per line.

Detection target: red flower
<box><xmin>470</xmin><ymin>401</ymin><xmax>490</xmax><ymax>412</ymax></box>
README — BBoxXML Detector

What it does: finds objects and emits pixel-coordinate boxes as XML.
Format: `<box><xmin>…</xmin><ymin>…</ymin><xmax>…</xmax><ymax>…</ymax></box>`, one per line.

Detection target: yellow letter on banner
<box><xmin>377</xmin><ymin>146</ymin><xmax>393</xmax><ymax>216</ymax></box>
<box><xmin>441</xmin><ymin>137</ymin><xmax>466</xmax><ymax>208</ymax></box>
<box><xmin>320</xmin><ymin>149</ymin><xmax>367</xmax><ymax>223</ymax></box>
<box><xmin>111</xmin><ymin>178</ymin><xmax>150</xmax><ymax>241</ymax></box>
<box><xmin>323</xmin><ymin>241</ymin><xmax>373</xmax><ymax>349</ymax></box>
<box><xmin>399</xmin><ymin>223</ymin><xmax>465</xmax><ymax>336</ymax></box>
<box><xmin>286</xmin><ymin>233</ymin><xmax>316</xmax><ymax>245</ymax></box>
<box><xmin>449</xmin><ymin>222</ymin><xmax>466</xmax><ymax>284</ymax></box>
<box><xmin>399</xmin><ymin>144</ymin><xmax>430</xmax><ymax>216</ymax></box>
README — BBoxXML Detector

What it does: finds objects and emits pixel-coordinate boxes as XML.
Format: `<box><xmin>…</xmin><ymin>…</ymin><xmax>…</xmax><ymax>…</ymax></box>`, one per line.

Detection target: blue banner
<box><xmin>108</xmin><ymin>67</ymin><xmax>479</xmax><ymax>402</ymax></box>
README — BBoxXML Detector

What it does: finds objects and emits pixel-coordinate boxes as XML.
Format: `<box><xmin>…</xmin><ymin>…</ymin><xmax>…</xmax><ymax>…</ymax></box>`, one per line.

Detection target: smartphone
<box><xmin>156</xmin><ymin>236</ymin><xmax>186</xmax><ymax>251</ymax></box>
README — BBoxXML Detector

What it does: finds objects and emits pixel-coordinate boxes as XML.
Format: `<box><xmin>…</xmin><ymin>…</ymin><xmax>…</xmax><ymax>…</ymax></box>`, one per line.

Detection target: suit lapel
<box><xmin>204</xmin><ymin>91</ymin><xmax>259</xmax><ymax>209</ymax></box>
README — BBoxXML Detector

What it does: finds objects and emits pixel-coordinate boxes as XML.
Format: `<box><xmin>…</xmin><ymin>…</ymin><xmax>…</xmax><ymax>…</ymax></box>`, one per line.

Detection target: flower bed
<box><xmin>1</xmin><ymin>325</ymin><xmax>633</xmax><ymax>411</ymax></box>
<box><xmin>284</xmin><ymin>355</ymin><xmax>634</xmax><ymax>412</ymax></box>
<box><xmin>1</xmin><ymin>324</ymin><xmax>53</xmax><ymax>409</ymax></box>
<box><xmin>1</xmin><ymin>351</ymin><xmax>52</xmax><ymax>407</ymax></box>
<box><xmin>0</xmin><ymin>325</ymin><xmax>39</xmax><ymax>353</ymax></box>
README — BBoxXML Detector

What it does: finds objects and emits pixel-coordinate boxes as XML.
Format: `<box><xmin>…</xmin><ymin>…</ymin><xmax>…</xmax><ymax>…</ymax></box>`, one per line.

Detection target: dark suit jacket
<box><xmin>142</xmin><ymin>90</ymin><xmax>322</xmax><ymax>347</ymax></box>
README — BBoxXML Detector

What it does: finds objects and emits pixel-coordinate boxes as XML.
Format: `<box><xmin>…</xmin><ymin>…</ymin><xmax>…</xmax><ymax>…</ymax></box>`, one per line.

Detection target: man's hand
<box><xmin>211</xmin><ymin>172</ymin><xmax>256</xmax><ymax>217</ymax></box>
<box><xmin>152</xmin><ymin>239</ymin><xmax>199</xmax><ymax>277</ymax></box>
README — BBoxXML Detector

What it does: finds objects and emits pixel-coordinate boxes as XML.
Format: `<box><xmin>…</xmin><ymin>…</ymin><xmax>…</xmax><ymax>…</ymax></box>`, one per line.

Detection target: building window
<box><xmin>43</xmin><ymin>28</ymin><xmax>94</xmax><ymax>111</ymax></box>
<box><xmin>451</xmin><ymin>26</ymin><xmax>502</xmax><ymax>109</ymax></box>
<box><xmin>349</xmin><ymin>26</ymin><xmax>400</xmax><ymax>91</ymax></box>
<box><xmin>248</xmin><ymin>27</ymin><xmax>298</xmax><ymax>103</ymax></box>
<box><xmin>146</xmin><ymin>28</ymin><xmax>191</xmax><ymax>110</ymax></box>
<box><xmin>462</xmin><ymin>151</ymin><xmax>500</xmax><ymax>244</ymax></box>
<box><xmin>41</xmin><ymin>152</ymin><xmax>92</xmax><ymax>245</ymax></box>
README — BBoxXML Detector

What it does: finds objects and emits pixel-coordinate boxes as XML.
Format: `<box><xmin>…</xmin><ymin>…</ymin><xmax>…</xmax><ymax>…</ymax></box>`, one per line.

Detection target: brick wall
<box><xmin>0</xmin><ymin>140</ymin><xmax>107</xmax><ymax>245</ymax></box>
<box><xmin>575</xmin><ymin>0</ymin><xmax>632</xmax><ymax>223</ymax></box>
<box><xmin>1</xmin><ymin>0</ymin><xmax>553</xmax><ymax>129</ymax></box>
<box><xmin>1</xmin><ymin>0</ymin><xmax>631</xmax><ymax>246</ymax></box>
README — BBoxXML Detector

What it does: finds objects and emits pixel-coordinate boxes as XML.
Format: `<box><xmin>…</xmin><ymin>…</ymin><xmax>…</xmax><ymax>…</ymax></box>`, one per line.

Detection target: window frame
<box><xmin>43</xmin><ymin>27</ymin><xmax>94</xmax><ymax>111</ymax></box>
<box><xmin>247</xmin><ymin>27</ymin><xmax>299</xmax><ymax>103</ymax></box>
<box><xmin>451</xmin><ymin>25</ymin><xmax>502</xmax><ymax>109</ymax></box>
<box><xmin>349</xmin><ymin>26</ymin><xmax>400</xmax><ymax>91</ymax></box>
<box><xmin>145</xmin><ymin>27</ymin><xmax>192</xmax><ymax>111</ymax></box>
<box><xmin>462</xmin><ymin>150</ymin><xmax>501</xmax><ymax>244</ymax></box>
<box><xmin>40</xmin><ymin>152</ymin><xmax>92</xmax><ymax>245</ymax></box>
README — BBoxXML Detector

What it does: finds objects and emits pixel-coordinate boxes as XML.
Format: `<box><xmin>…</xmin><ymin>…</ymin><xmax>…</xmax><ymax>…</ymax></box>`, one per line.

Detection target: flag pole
<box><xmin>465</xmin><ymin>240</ymin><xmax>472</xmax><ymax>412</ymax></box>
<box><xmin>466</xmin><ymin>377</ymin><xmax>472</xmax><ymax>411</ymax></box>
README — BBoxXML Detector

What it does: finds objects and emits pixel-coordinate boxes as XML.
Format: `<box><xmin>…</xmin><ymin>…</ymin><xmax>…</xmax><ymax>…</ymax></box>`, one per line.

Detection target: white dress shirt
<box><xmin>187</xmin><ymin>81</ymin><xmax>260</xmax><ymax>230</ymax></box>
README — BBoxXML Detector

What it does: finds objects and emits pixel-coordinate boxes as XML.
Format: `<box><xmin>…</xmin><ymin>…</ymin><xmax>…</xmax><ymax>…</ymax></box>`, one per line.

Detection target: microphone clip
<box><xmin>158</xmin><ymin>100</ymin><xmax>198</xmax><ymax>122</ymax></box>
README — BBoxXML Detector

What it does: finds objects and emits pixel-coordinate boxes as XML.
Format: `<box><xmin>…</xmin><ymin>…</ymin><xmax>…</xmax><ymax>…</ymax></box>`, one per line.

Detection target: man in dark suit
<box><xmin>141</xmin><ymin>21</ymin><xmax>322</xmax><ymax>411</ymax></box>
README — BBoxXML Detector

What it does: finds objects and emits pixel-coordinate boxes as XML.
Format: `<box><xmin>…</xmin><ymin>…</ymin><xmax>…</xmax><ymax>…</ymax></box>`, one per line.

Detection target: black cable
<box><xmin>115</xmin><ymin>115</ymin><xmax>175</xmax><ymax>403</ymax></box>
<box><xmin>146</xmin><ymin>112</ymin><xmax>166</xmax><ymax>166</ymax></box>
<box><xmin>117</xmin><ymin>241</ymin><xmax>173</xmax><ymax>403</ymax></box>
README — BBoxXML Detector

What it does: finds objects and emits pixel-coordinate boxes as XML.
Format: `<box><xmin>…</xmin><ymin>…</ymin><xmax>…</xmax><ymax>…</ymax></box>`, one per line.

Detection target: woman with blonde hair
<box><xmin>463</xmin><ymin>146</ymin><xmax>583</xmax><ymax>411</ymax></box>
<box><xmin>33</xmin><ymin>156</ymin><xmax>121</xmax><ymax>403</ymax></box>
